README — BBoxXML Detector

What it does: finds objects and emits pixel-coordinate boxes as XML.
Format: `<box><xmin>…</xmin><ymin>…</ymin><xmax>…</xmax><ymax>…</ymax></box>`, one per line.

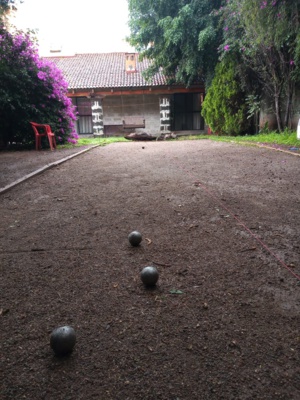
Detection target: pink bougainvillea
<box><xmin>0</xmin><ymin>27</ymin><xmax>78</xmax><ymax>145</ymax></box>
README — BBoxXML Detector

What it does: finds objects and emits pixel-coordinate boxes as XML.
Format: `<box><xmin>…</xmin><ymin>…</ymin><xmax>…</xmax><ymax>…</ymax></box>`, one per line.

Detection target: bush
<box><xmin>201</xmin><ymin>57</ymin><xmax>250</xmax><ymax>136</ymax></box>
<box><xmin>0</xmin><ymin>26</ymin><xmax>78</xmax><ymax>148</ymax></box>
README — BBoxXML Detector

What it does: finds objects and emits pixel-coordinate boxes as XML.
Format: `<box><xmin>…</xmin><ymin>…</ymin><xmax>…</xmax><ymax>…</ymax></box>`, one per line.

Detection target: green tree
<box><xmin>220</xmin><ymin>0</ymin><xmax>300</xmax><ymax>131</ymax></box>
<box><xmin>201</xmin><ymin>56</ymin><xmax>249</xmax><ymax>135</ymax></box>
<box><xmin>128</xmin><ymin>0</ymin><xmax>224</xmax><ymax>86</ymax></box>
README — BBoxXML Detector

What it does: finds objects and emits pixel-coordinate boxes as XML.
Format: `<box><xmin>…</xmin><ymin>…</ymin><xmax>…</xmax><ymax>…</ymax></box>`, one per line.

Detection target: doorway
<box><xmin>172</xmin><ymin>93</ymin><xmax>204</xmax><ymax>131</ymax></box>
<box><xmin>74</xmin><ymin>98</ymin><xmax>93</xmax><ymax>134</ymax></box>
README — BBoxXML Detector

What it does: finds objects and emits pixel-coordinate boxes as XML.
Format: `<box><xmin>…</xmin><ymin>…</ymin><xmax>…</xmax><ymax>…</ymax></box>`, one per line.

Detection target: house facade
<box><xmin>47</xmin><ymin>52</ymin><xmax>205</xmax><ymax>137</ymax></box>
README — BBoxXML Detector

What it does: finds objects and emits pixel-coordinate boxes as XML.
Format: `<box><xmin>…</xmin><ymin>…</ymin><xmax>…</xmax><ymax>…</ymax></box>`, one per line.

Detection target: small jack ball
<box><xmin>141</xmin><ymin>266</ymin><xmax>159</xmax><ymax>286</ymax></box>
<box><xmin>50</xmin><ymin>326</ymin><xmax>76</xmax><ymax>356</ymax></box>
<box><xmin>128</xmin><ymin>231</ymin><xmax>142</xmax><ymax>246</ymax></box>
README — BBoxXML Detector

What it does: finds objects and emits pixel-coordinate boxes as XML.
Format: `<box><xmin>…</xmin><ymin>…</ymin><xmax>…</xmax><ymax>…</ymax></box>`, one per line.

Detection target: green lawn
<box><xmin>208</xmin><ymin>131</ymin><xmax>299</xmax><ymax>147</ymax></box>
<box><xmin>78</xmin><ymin>136</ymin><xmax>127</xmax><ymax>146</ymax></box>
<box><xmin>57</xmin><ymin>136</ymin><xmax>127</xmax><ymax>149</ymax></box>
<box><xmin>64</xmin><ymin>131</ymin><xmax>299</xmax><ymax>149</ymax></box>
<box><xmin>178</xmin><ymin>130</ymin><xmax>299</xmax><ymax>147</ymax></box>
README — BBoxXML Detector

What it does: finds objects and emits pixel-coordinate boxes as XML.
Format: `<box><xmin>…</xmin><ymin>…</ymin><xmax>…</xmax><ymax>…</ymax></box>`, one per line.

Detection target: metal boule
<box><xmin>50</xmin><ymin>326</ymin><xmax>76</xmax><ymax>356</ymax></box>
<box><xmin>141</xmin><ymin>266</ymin><xmax>159</xmax><ymax>286</ymax></box>
<box><xmin>128</xmin><ymin>231</ymin><xmax>142</xmax><ymax>246</ymax></box>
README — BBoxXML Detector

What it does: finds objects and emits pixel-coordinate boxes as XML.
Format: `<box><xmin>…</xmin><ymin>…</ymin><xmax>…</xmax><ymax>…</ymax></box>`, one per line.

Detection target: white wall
<box><xmin>103</xmin><ymin>94</ymin><xmax>161</xmax><ymax>134</ymax></box>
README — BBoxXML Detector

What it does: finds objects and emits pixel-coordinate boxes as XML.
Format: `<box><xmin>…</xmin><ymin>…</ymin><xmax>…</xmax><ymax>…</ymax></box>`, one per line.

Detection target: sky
<box><xmin>10</xmin><ymin>0</ymin><xmax>135</xmax><ymax>56</ymax></box>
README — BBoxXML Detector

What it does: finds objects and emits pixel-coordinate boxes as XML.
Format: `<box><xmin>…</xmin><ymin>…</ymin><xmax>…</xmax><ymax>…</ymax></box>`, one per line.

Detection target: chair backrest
<box><xmin>30</xmin><ymin>122</ymin><xmax>47</xmax><ymax>137</ymax></box>
<box><xmin>44</xmin><ymin>124</ymin><xmax>54</xmax><ymax>135</ymax></box>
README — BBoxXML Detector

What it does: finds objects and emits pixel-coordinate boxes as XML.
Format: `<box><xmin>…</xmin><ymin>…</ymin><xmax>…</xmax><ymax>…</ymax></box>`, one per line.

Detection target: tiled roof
<box><xmin>45</xmin><ymin>52</ymin><xmax>168</xmax><ymax>90</ymax></box>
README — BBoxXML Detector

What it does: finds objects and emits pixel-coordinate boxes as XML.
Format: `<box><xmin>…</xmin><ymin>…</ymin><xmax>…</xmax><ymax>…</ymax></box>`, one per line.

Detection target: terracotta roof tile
<box><xmin>45</xmin><ymin>52</ymin><xmax>167</xmax><ymax>90</ymax></box>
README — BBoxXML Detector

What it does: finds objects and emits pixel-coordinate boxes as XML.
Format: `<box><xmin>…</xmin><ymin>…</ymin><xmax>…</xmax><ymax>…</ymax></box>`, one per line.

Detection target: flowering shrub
<box><xmin>0</xmin><ymin>25</ymin><xmax>78</xmax><ymax>147</ymax></box>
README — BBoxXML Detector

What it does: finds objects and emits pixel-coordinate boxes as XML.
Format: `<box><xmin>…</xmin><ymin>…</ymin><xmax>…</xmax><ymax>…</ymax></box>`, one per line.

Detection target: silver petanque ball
<box><xmin>128</xmin><ymin>231</ymin><xmax>142</xmax><ymax>246</ymax></box>
<box><xmin>141</xmin><ymin>266</ymin><xmax>159</xmax><ymax>286</ymax></box>
<box><xmin>50</xmin><ymin>326</ymin><xmax>76</xmax><ymax>356</ymax></box>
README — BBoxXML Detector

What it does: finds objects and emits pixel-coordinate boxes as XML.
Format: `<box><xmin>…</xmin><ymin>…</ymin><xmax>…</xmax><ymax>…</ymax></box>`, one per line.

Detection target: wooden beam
<box><xmin>68</xmin><ymin>85</ymin><xmax>204</xmax><ymax>98</ymax></box>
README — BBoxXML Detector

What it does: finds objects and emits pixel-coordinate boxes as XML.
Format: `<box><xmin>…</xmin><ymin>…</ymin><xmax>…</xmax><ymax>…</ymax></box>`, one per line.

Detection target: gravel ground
<box><xmin>1</xmin><ymin>140</ymin><xmax>299</xmax><ymax>400</ymax></box>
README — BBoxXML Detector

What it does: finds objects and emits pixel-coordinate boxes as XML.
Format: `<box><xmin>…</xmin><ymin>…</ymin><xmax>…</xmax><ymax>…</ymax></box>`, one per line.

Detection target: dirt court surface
<box><xmin>1</xmin><ymin>140</ymin><xmax>299</xmax><ymax>400</ymax></box>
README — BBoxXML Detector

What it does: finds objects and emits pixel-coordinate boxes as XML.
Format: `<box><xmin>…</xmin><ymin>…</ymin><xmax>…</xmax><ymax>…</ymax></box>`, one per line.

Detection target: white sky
<box><xmin>10</xmin><ymin>0</ymin><xmax>135</xmax><ymax>55</ymax></box>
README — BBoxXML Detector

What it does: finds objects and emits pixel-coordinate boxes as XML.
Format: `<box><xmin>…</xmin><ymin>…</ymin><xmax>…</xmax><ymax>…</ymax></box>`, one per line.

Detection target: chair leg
<box><xmin>48</xmin><ymin>134</ymin><xmax>56</xmax><ymax>151</ymax></box>
<box><xmin>35</xmin><ymin>137</ymin><xmax>41</xmax><ymax>150</ymax></box>
<box><xmin>48</xmin><ymin>137</ymin><xmax>53</xmax><ymax>151</ymax></box>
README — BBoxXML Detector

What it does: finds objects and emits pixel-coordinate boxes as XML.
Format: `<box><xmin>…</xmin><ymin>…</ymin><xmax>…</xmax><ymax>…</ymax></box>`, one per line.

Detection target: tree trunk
<box><xmin>274</xmin><ymin>94</ymin><xmax>282</xmax><ymax>132</ymax></box>
<box><xmin>284</xmin><ymin>81</ymin><xmax>294</xmax><ymax>129</ymax></box>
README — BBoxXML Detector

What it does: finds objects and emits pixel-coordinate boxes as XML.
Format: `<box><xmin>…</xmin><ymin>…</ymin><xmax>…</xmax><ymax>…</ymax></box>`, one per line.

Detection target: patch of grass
<box><xmin>177</xmin><ymin>135</ymin><xmax>208</xmax><ymax>141</ymax></box>
<box><xmin>56</xmin><ymin>131</ymin><xmax>299</xmax><ymax>150</ymax></box>
<box><xmin>56</xmin><ymin>136</ymin><xmax>127</xmax><ymax>149</ymax></box>
<box><xmin>207</xmin><ymin>130</ymin><xmax>299</xmax><ymax>147</ymax></box>
<box><xmin>177</xmin><ymin>131</ymin><xmax>299</xmax><ymax>147</ymax></box>
<box><xmin>77</xmin><ymin>136</ymin><xmax>127</xmax><ymax>146</ymax></box>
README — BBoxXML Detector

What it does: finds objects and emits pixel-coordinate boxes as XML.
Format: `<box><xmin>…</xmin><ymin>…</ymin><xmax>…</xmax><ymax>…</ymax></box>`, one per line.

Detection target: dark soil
<box><xmin>1</xmin><ymin>140</ymin><xmax>300</xmax><ymax>400</ymax></box>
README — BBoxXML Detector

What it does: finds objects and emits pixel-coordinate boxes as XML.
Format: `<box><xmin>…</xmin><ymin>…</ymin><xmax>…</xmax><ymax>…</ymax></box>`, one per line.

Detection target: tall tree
<box><xmin>128</xmin><ymin>0</ymin><xmax>224</xmax><ymax>86</ymax></box>
<box><xmin>220</xmin><ymin>0</ymin><xmax>300</xmax><ymax>131</ymax></box>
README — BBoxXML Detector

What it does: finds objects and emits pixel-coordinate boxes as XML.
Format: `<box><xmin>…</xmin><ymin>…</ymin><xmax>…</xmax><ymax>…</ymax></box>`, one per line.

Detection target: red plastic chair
<box><xmin>30</xmin><ymin>122</ymin><xmax>57</xmax><ymax>151</ymax></box>
<box><xmin>30</xmin><ymin>122</ymin><xmax>46</xmax><ymax>150</ymax></box>
<box><xmin>43</xmin><ymin>124</ymin><xmax>57</xmax><ymax>151</ymax></box>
